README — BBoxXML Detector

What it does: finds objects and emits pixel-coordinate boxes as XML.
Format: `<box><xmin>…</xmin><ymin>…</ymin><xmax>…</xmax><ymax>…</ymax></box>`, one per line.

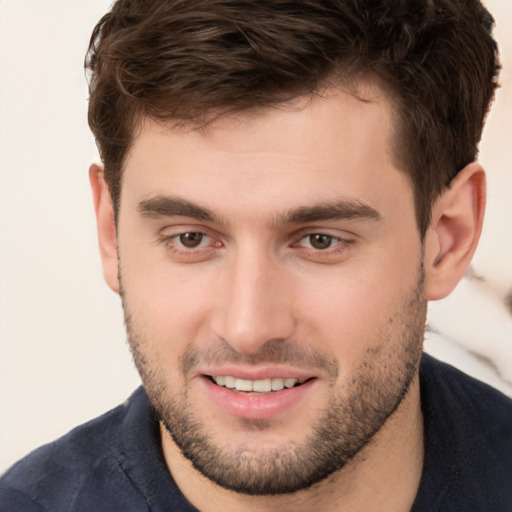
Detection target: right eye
<box><xmin>176</xmin><ymin>232</ymin><xmax>209</xmax><ymax>248</ymax></box>
<box><xmin>158</xmin><ymin>228</ymin><xmax>223</xmax><ymax>263</ymax></box>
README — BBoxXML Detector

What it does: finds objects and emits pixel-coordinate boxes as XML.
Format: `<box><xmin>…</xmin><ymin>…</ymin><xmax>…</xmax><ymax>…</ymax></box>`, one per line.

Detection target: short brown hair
<box><xmin>85</xmin><ymin>0</ymin><xmax>500</xmax><ymax>236</ymax></box>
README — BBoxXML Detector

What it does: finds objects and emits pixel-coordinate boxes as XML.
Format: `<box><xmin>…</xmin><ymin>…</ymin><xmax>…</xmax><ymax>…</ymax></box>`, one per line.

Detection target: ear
<box><xmin>89</xmin><ymin>163</ymin><xmax>120</xmax><ymax>294</ymax></box>
<box><xmin>424</xmin><ymin>162</ymin><xmax>486</xmax><ymax>300</ymax></box>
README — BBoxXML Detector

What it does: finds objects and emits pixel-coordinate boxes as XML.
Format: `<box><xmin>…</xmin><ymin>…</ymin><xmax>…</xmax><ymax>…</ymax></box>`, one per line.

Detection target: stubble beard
<box><xmin>121</xmin><ymin>266</ymin><xmax>426</xmax><ymax>496</ymax></box>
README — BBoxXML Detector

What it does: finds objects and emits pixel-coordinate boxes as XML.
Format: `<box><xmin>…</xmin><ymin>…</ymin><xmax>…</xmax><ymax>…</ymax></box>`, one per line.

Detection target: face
<box><xmin>116</xmin><ymin>87</ymin><xmax>427</xmax><ymax>495</ymax></box>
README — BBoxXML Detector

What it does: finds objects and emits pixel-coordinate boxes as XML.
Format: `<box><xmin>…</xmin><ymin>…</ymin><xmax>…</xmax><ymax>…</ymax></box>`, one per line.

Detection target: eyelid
<box><xmin>297</xmin><ymin>234</ymin><xmax>346</xmax><ymax>249</ymax></box>
<box><xmin>292</xmin><ymin>226</ymin><xmax>356</xmax><ymax>242</ymax></box>
<box><xmin>158</xmin><ymin>223</ymin><xmax>218</xmax><ymax>240</ymax></box>
<box><xmin>157</xmin><ymin>225</ymin><xmax>224</xmax><ymax>261</ymax></box>
<box><xmin>290</xmin><ymin>229</ymin><xmax>356</xmax><ymax>261</ymax></box>
<box><xmin>171</xmin><ymin>232</ymin><xmax>212</xmax><ymax>249</ymax></box>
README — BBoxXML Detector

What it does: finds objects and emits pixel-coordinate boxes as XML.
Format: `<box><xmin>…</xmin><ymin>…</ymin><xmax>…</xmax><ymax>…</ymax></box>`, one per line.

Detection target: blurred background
<box><xmin>1</xmin><ymin>0</ymin><xmax>511</xmax><ymax>473</ymax></box>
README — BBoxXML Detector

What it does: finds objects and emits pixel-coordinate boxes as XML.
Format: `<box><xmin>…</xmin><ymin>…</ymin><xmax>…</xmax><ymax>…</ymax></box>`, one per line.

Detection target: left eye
<box><xmin>177</xmin><ymin>232</ymin><xmax>209</xmax><ymax>248</ymax></box>
<box><xmin>300</xmin><ymin>234</ymin><xmax>339</xmax><ymax>250</ymax></box>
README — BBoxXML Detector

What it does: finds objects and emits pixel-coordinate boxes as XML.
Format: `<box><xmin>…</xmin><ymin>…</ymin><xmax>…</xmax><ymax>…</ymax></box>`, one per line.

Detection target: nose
<box><xmin>212</xmin><ymin>248</ymin><xmax>297</xmax><ymax>355</ymax></box>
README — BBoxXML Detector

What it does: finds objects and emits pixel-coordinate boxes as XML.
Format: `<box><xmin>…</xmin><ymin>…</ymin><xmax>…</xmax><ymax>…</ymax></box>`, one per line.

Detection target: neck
<box><xmin>161</xmin><ymin>376</ymin><xmax>424</xmax><ymax>512</ymax></box>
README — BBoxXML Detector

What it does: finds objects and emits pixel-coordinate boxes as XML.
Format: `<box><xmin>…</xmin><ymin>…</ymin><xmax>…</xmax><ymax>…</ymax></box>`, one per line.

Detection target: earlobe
<box><xmin>89</xmin><ymin>163</ymin><xmax>120</xmax><ymax>294</ymax></box>
<box><xmin>424</xmin><ymin>163</ymin><xmax>486</xmax><ymax>301</ymax></box>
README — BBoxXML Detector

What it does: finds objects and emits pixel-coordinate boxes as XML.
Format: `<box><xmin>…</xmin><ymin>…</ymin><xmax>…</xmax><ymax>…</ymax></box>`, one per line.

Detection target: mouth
<box><xmin>202</xmin><ymin>372</ymin><xmax>318</xmax><ymax>420</ymax></box>
<box><xmin>208</xmin><ymin>375</ymin><xmax>312</xmax><ymax>394</ymax></box>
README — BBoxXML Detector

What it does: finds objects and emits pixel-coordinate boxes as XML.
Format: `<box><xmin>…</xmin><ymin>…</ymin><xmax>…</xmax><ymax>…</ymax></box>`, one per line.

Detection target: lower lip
<box><xmin>201</xmin><ymin>376</ymin><xmax>316</xmax><ymax>420</ymax></box>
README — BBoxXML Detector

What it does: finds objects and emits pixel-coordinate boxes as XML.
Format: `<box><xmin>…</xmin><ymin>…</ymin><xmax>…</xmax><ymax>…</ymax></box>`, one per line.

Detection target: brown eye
<box><xmin>308</xmin><ymin>234</ymin><xmax>333</xmax><ymax>250</ymax></box>
<box><xmin>179</xmin><ymin>232</ymin><xmax>204</xmax><ymax>248</ymax></box>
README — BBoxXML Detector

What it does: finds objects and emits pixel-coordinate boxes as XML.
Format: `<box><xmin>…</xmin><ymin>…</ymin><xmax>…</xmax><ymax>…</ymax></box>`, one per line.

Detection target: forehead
<box><xmin>121</xmin><ymin>85</ymin><xmax>411</xmax><ymax>221</ymax></box>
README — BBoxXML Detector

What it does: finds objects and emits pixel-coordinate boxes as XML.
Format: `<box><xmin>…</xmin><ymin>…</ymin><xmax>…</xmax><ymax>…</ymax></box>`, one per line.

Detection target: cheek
<box><xmin>119</xmin><ymin>250</ymin><xmax>218</xmax><ymax>367</ymax></box>
<box><xmin>298</xmin><ymin>248</ymin><xmax>422</xmax><ymax>360</ymax></box>
<box><xmin>299</xmin><ymin>279</ymin><xmax>386</xmax><ymax>357</ymax></box>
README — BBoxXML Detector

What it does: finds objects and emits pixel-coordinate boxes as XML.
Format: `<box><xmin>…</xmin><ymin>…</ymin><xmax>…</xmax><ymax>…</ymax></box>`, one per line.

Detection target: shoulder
<box><xmin>420</xmin><ymin>352</ymin><xmax>512</xmax><ymax>431</ymax></box>
<box><xmin>416</xmin><ymin>354</ymin><xmax>512</xmax><ymax>511</ymax></box>
<box><xmin>0</xmin><ymin>387</ymin><xmax>150</xmax><ymax>512</ymax></box>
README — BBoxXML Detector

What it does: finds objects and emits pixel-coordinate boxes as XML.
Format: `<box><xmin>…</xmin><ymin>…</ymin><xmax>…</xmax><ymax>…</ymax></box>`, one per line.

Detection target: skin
<box><xmin>91</xmin><ymin>85</ymin><xmax>485</xmax><ymax>511</ymax></box>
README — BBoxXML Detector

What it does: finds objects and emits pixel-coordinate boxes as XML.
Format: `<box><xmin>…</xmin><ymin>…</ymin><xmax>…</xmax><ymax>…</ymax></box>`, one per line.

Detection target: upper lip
<box><xmin>198</xmin><ymin>365</ymin><xmax>316</xmax><ymax>381</ymax></box>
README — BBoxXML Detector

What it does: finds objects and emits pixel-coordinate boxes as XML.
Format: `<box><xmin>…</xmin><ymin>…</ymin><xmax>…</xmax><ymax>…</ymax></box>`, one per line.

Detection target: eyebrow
<box><xmin>138</xmin><ymin>196</ymin><xmax>225</xmax><ymax>224</ymax></box>
<box><xmin>275</xmin><ymin>200</ymin><xmax>382</xmax><ymax>225</ymax></box>
<box><xmin>138</xmin><ymin>196</ymin><xmax>382</xmax><ymax>226</ymax></box>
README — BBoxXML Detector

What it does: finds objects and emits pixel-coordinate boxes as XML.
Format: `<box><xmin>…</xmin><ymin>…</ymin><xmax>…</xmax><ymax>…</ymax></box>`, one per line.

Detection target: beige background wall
<box><xmin>1</xmin><ymin>0</ymin><xmax>511</xmax><ymax>473</ymax></box>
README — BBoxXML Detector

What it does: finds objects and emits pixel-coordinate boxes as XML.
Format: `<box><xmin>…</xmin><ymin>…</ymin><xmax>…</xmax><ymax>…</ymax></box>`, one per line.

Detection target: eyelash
<box><xmin>158</xmin><ymin>230</ymin><xmax>354</xmax><ymax>261</ymax></box>
<box><xmin>292</xmin><ymin>233</ymin><xmax>353</xmax><ymax>257</ymax></box>
<box><xmin>158</xmin><ymin>231</ymin><xmax>220</xmax><ymax>259</ymax></box>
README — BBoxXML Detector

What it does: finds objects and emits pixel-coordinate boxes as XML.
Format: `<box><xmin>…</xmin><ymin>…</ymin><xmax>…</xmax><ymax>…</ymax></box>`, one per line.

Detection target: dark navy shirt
<box><xmin>1</xmin><ymin>354</ymin><xmax>511</xmax><ymax>511</ymax></box>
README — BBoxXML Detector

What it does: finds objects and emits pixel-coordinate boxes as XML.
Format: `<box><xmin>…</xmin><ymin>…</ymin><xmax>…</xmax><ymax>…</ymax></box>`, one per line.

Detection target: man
<box><xmin>1</xmin><ymin>0</ymin><xmax>510</xmax><ymax>510</ymax></box>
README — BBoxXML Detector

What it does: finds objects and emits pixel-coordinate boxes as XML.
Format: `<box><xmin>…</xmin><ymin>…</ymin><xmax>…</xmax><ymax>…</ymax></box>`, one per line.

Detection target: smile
<box><xmin>210</xmin><ymin>375</ymin><xmax>309</xmax><ymax>393</ymax></box>
<box><xmin>202</xmin><ymin>373</ymin><xmax>317</xmax><ymax>419</ymax></box>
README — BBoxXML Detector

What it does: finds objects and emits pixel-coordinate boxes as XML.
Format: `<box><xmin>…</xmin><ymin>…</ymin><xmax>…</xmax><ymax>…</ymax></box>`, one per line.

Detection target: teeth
<box><xmin>224</xmin><ymin>376</ymin><xmax>236</xmax><ymax>389</ymax></box>
<box><xmin>252</xmin><ymin>379</ymin><xmax>272</xmax><ymax>392</ymax></box>
<box><xmin>271</xmin><ymin>378</ymin><xmax>284</xmax><ymax>391</ymax></box>
<box><xmin>212</xmin><ymin>375</ymin><xmax>304</xmax><ymax>392</ymax></box>
<box><xmin>235</xmin><ymin>379</ymin><xmax>253</xmax><ymax>392</ymax></box>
